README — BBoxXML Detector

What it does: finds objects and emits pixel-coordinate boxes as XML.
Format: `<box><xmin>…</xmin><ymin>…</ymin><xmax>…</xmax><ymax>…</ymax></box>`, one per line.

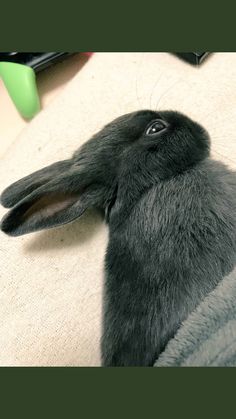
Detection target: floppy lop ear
<box><xmin>1</xmin><ymin>159</ymin><xmax>72</xmax><ymax>209</ymax></box>
<box><xmin>1</xmin><ymin>170</ymin><xmax>108</xmax><ymax>237</ymax></box>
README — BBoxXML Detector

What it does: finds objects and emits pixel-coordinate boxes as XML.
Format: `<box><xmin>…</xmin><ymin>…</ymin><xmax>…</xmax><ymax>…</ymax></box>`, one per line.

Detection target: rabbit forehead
<box><xmin>105</xmin><ymin>110</ymin><xmax>159</xmax><ymax>131</ymax></box>
<box><xmin>108</xmin><ymin>110</ymin><xmax>209</xmax><ymax>146</ymax></box>
<box><xmin>106</xmin><ymin>110</ymin><xmax>206</xmax><ymax>135</ymax></box>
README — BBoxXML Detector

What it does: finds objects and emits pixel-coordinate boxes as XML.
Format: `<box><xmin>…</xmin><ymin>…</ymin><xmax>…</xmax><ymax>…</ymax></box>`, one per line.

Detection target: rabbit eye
<box><xmin>146</xmin><ymin>120</ymin><xmax>167</xmax><ymax>135</ymax></box>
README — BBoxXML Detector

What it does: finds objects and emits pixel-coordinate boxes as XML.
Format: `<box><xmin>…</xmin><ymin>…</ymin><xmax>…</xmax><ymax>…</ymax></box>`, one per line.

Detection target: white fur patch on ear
<box><xmin>23</xmin><ymin>193</ymin><xmax>79</xmax><ymax>222</ymax></box>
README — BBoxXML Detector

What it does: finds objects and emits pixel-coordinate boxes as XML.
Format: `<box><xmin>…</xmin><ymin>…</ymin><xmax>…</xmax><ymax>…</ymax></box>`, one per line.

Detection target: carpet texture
<box><xmin>0</xmin><ymin>53</ymin><xmax>236</xmax><ymax>366</ymax></box>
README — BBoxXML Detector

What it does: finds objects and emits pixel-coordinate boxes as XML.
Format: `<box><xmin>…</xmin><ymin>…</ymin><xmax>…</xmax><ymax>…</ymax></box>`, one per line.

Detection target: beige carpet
<box><xmin>0</xmin><ymin>52</ymin><xmax>236</xmax><ymax>366</ymax></box>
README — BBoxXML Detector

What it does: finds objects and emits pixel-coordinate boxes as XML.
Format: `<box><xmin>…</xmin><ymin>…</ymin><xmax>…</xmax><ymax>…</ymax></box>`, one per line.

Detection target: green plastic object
<box><xmin>0</xmin><ymin>62</ymin><xmax>40</xmax><ymax>119</ymax></box>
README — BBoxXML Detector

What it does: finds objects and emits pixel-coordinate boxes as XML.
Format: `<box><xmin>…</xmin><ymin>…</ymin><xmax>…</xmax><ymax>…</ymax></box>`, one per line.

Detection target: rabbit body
<box><xmin>103</xmin><ymin>159</ymin><xmax>236</xmax><ymax>365</ymax></box>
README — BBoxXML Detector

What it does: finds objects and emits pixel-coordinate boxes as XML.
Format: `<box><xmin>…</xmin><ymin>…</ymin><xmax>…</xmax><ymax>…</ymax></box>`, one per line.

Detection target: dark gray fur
<box><xmin>1</xmin><ymin>110</ymin><xmax>236</xmax><ymax>366</ymax></box>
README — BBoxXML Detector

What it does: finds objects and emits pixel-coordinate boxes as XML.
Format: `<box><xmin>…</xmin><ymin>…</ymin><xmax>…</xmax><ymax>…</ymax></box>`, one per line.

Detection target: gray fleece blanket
<box><xmin>155</xmin><ymin>267</ymin><xmax>236</xmax><ymax>367</ymax></box>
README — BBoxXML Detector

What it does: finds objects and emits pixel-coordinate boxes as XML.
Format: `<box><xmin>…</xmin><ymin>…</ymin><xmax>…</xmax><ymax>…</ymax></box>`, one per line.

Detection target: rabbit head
<box><xmin>0</xmin><ymin>110</ymin><xmax>210</xmax><ymax>236</ymax></box>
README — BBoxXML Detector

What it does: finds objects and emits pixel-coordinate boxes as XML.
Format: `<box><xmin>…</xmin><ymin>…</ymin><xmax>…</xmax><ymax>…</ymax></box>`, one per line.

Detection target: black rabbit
<box><xmin>1</xmin><ymin>110</ymin><xmax>236</xmax><ymax>366</ymax></box>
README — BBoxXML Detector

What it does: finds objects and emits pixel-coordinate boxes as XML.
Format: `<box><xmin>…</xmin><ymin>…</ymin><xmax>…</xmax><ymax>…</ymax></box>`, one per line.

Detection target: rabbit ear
<box><xmin>1</xmin><ymin>171</ymin><xmax>106</xmax><ymax>236</ymax></box>
<box><xmin>0</xmin><ymin>159</ymin><xmax>72</xmax><ymax>208</ymax></box>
